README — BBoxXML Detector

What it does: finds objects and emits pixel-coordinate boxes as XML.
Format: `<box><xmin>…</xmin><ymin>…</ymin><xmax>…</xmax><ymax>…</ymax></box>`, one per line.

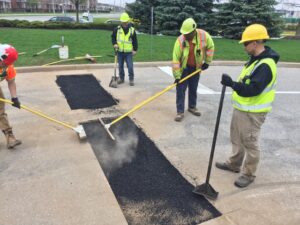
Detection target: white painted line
<box><xmin>158</xmin><ymin>66</ymin><xmax>300</xmax><ymax>95</ymax></box>
<box><xmin>276</xmin><ymin>91</ymin><xmax>300</xmax><ymax>94</ymax></box>
<box><xmin>158</xmin><ymin>66</ymin><xmax>215</xmax><ymax>94</ymax></box>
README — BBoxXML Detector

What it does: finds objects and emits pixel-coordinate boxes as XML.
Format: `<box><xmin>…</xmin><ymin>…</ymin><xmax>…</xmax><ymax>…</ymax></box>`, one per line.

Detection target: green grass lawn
<box><xmin>1</xmin><ymin>28</ymin><xmax>299</xmax><ymax>67</ymax></box>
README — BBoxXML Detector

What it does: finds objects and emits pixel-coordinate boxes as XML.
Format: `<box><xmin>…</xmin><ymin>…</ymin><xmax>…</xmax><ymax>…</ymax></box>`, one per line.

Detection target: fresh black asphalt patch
<box><xmin>56</xmin><ymin>74</ymin><xmax>116</xmax><ymax>109</ymax></box>
<box><xmin>58</xmin><ymin>76</ymin><xmax>221</xmax><ymax>224</ymax></box>
<box><xmin>84</xmin><ymin>118</ymin><xmax>221</xmax><ymax>225</ymax></box>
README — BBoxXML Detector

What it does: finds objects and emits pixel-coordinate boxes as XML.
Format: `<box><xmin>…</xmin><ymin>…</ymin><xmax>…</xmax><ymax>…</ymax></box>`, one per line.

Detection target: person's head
<box><xmin>180</xmin><ymin>18</ymin><xmax>197</xmax><ymax>41</ymax></box>
<box><xmin>120</xmin><ymin>12</ymin><xmax>130</xmax><ymax>28</ymax></box>
<box><xmin>0</xmin><ymin>44</ymin><xmax>18</xmax><ymax>68</ymax></box>
<box><xmin>239</xmin><ymin>24</ymin><xmax>269</xmax><ymax>56</ymax></box>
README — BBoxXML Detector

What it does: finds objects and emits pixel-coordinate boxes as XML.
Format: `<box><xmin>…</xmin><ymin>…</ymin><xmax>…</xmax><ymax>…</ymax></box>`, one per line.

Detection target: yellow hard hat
<box><xmin>120</xmin><ymin>12</ymin><xmax>130</xmax><ymax>23</ymax></box>
<box><xmin>239</xmin><ymin>24</ymin><xmax>270</xmax><ymax>43</ymax></box>
<box><xmin>180</xmin><ymin>18</ymin><xmax>197</xmax><ymax>34</ymax></box>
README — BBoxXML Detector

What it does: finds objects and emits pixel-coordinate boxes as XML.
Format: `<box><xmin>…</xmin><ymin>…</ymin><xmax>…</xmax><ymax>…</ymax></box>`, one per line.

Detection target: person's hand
<box><xmin>201</xmin><ymin>63</ymin><xmax>209</xmax><ymax>71</ymax></box>
<box><xmin>113</xmin><ymin>44</ymin><xmax>119</xmax><ymax>50</ymax></box>
<box><xmin>11</xmin><ymin>97</ymin><xmax>21</xmax><ymax>109</ymax></box>
<box><xmin>132</xmin><ymin>51</ymin><xmax>137</xmax><ymax>56</ymax></box>
<box><xmin>174</xmin><ymin>79</ymin><xmax>180</xmax><ymax>85</ymax></box>
<box><xmin>221</xmin><ymin>74</ymin><xmax>233</xmax><ymax>87</ymax></box>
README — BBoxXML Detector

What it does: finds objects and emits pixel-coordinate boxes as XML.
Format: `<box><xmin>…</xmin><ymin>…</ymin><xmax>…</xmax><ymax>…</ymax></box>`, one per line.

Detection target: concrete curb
<box><xmin>16</xmin><ymin>61</ymin><xmax>300</xmax><ymax>73</ymax></box>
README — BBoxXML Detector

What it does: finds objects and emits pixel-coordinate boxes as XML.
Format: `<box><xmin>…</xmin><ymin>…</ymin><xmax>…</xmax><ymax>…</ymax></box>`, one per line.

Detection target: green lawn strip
<box><xmin>1</xmin><ymin>28</ymin><xmax>299</xmax><ymax>67</ymax></box>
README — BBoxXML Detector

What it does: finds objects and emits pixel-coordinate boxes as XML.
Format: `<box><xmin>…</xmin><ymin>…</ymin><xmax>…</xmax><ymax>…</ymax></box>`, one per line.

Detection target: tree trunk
<box><xmin>75</xmin><ymin>2</ymin><xmax>79</xmax><ymax>22</ymax></box>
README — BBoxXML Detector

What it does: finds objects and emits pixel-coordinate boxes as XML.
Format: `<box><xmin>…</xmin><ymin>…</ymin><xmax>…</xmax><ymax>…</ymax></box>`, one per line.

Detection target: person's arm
<box><xmin>232</xmin><ymin>64</ymin><xmax>273</xmax><ymax>97</ymax></box>
<box><xmin>7</xmin><ymin>79</ymin><xmax>20</xmax><ymax>108</ymax></box>
<box><xmin>172</xmin><ymin>38</ymin><xmax>183</xmax><ymax>79</ymax></box>
<box><xmin>5</xmin><ymin>65</ymin><xmax>20</xmax><ymax>108</ymax></box>
<box><xmin>8</xmin><ymin>79</ymin><xmax>17</xmax><ymax>98</ymax></box>
<box><xmin>204</xmin><ymin>31</ymin><xmax>215</xmax><ymax>64</ymax></box>
<box><xmin>111</xmin><ymin>27</ymin><xmax>118</xmax><ymax>48</ymax></box>
<box><xmin>132</xmin><ymin>29</ymin><xmax>138</xmax><ymax>52</ymax></box>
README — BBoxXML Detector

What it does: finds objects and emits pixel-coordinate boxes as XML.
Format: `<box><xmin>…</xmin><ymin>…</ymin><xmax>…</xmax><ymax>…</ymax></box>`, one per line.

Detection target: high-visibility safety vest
<box><xmin>117</xmin><ymin>25</ymin><xmax>135</xmax><ymax>53</ymax></box>
<box><xmin>232</xmin><ymin>58</ymin><xmax>277</xmax><ymax>113</ymax></box>
<box><xmin>0</xmin><ymin>65</ymin><xmax>16</xmax><ymax>81</ymax></box>
<box><xmin>172</xmin><ymin>29</ymin><xmax>215</xmax><ymax>79</ymax></box>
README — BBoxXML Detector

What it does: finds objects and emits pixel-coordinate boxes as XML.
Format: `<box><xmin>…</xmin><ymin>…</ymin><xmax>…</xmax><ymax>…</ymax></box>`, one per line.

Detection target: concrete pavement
<box><xmin>0</xmin><ymin>62</ymin><xmax>299</xmax><ymax>225</ymax></box>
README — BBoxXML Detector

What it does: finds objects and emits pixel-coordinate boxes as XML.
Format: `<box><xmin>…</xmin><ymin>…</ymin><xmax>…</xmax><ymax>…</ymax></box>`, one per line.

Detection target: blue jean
<box><xmin>118</xmin><ymin>52</ymin><xmax>134</xmax><ymax>81</ymax></box>
<box><xmin>176</xmin><ymin>66</ymin><xmax>200</xmax><ymax>113</ymax></box>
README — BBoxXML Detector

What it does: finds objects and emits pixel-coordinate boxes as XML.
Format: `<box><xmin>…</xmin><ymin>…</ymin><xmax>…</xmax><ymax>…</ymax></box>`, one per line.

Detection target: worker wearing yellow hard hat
<box><xmin>111</xmin><ymin>12</ymin><xmax>138</xmax><ymax>86</ymax></box>
<box><xmin>120</xmin><ymin>12</ymin><xmax>130</xmax><ymax>23</ymax></box>
<box><xmin>216</xmin><ymin>24</ymin><xmax>280</xmax><ymax>188</ymax></box>
<box><xmin>172</xmin><ymin>18</ymin><xmax>215</xmax><ymax>122</ymax></box>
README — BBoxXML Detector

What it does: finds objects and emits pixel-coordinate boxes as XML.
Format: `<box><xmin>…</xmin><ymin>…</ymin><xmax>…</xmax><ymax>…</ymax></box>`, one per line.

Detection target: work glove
<box><xmin>201</xmin><ymin>63</ymin><xmax>209</xmax><ymax>71</ymax></box>
<box><xmin>221</xmin><ymin>73</ymin><xmax>233</xmax><ymax>87</ymax></box>
<box><xmin>11</xmin><ymin>97</ymin><xmax>21</xmax><ymax>109</ymax></box>
<box><xmin>174</xmin><ymin>79</ymin><xmax>180</xmax><ymax>85</ymax></box>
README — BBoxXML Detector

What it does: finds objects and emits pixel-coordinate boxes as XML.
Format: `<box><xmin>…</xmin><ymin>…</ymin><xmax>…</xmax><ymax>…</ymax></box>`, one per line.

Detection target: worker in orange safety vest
<box><xmin>172</xmin><ymin>18</ymin><xmax>215</xmax><ymax>122</ymax></box>
<box><xmin>0</xmin><ymin>44</ymin><xmax>22</xmax><ymax>149</ymax></box>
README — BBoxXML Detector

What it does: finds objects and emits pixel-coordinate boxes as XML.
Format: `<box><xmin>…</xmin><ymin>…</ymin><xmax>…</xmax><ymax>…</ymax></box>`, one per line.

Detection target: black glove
<box><xmin>221</xmin><ymin>74</ymin><xmax>233</xmax><ymax>87</ymax></box>
<box><xmin>201</xmin><ymin>63</ymin><xmax>209</xmax><ymax>71</ymax></box>
<box><xmin>11</xmin><ymin>97</ymin><xmax>21</xmax><ymax>109</ymax></box>
<box><xmin>174</xmin><ymin>79</ymin><xmax>180</xmax><ymax>85</ymax></box>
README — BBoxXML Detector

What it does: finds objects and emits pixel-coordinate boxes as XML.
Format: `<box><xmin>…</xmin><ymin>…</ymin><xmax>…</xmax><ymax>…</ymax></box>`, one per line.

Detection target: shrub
<box><xmin>0</xmin><ymin>19</ymin><xmax>117</xmax><ymax>31</ymax></box>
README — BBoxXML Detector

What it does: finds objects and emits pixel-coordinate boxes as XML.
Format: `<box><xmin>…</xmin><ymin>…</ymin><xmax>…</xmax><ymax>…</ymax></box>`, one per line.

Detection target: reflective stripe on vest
<box><xmin>117</xmin><ymin>26</ymin><xmax>134</xmax><ymax>52</ymax></box>
<box><xmin>175</xmin><ymin>29</ymin><xmax>206</xmax><ymax>70</ymax></box>
<box><xmin>232</xmin><ymin>58</ymin><xmax>277</xmax><ymax>113</ymax></box>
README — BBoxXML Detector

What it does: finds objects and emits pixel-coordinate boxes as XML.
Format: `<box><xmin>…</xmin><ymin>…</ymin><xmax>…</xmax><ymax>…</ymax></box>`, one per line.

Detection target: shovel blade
<box><xmin>109</xmin><ymin>76</ymin><xmax>118</xmax><ymax>88</ymax></box>
<box><xmin>193</xmin><ymin>183</ymin><xmax>218</xmax><ymax>200</ymax></box>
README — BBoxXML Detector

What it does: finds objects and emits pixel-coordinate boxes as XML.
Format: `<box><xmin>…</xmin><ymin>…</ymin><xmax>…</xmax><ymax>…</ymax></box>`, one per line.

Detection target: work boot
<box><xmin>188</xmin><ymin>107</ymin><xmax>201</xmax><ymax>116</ymax></box>
<box><xmin>174</xmin><ymin>113</ymin><xmax>184</xmax><ymax>122</ymax></box>
<box><xmin>117</xmin><ymin>78</ymin><xmax>124</xmax><ymax>84</ymax></box>
<box><xmin>129</xmin><ymin>80</ymin><xmax>134</xmax><ymax>86</ymax></box>
<box><xmin>3</xmin><ymin>129</ymin><xmax>22</xmax><ymax>149</ymax></box>
<box><xmin>215</xmin><ymin>162</ymin><xmax>240</xmax><ymax>173</ymax></box>
<box><xmin>234</xmin><ymin>175</ymin><xmax>255</xmax><ymax>188</ymax></box>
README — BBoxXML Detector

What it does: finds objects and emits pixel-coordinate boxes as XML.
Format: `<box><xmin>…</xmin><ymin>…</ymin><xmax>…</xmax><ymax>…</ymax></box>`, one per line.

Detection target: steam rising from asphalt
<box><xmin>90</xmin><ymin>123</ymin><xmax>139</xmax><ymax>176</ymax></box>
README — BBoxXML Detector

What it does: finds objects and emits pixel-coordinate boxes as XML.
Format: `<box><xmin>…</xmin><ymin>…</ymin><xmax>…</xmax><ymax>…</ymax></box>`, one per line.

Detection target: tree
<box><xmin>127</xmin><ymin>0</ymin><xmax>214</xmax><ymax>35</ymax></box>
<box><xmin>70</xmin><ymin>0</ymin><xmax>87</xmax><ymax>22</ymax></box>
<box><xmin>155</xmin><ymin>0</ymin><xmax>214</xmax><ymax>35</ymax></box>
<box><xmin>215</xmin><ymin>0</ymin><xmax>284</xmax><ymax>39</ymax></box>
<box><xmin>126</xmin><ymin>0</ymin><xmax>160</xmax><ymax>33</ymax></box>
<box><xmin>27</xmin><ymin>0</ymin><xmax>38</xmax><ymax>12</ymax></box>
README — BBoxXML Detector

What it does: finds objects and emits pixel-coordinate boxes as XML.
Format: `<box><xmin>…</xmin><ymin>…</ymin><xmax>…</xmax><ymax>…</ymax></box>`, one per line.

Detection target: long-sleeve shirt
<box><xmin>233</xmin><ymin>46</ymin><xmax>280</xmax><ymax>97</ymax></box>
<box><xmin>111</xmin><ymin>24</ymin><xmax>138</xmax><ymax>51</ymax></box>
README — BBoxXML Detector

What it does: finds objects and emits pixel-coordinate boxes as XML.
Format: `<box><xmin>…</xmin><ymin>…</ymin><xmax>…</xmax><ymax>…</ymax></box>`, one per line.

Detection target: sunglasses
<box><xmin>243</xmin><ymin>41</ymin><xmax>253</xmax><ymax>47</ymax></box>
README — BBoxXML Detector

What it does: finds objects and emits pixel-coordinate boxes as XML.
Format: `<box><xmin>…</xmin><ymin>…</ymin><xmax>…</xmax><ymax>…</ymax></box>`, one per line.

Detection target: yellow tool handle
<box><xmin>0</xmin><ymin>98</ymin><xmax>75</xmax><ymax>130</ymax></box>
<box><xmin>110</xmin><ymin>69</ymin><xmax>202</xmax><ymax>126</ymax></box>
<box><xmin>43</xmin><ymin>56</ymin><xmax>102</xmax><ymax>66</ymax></box>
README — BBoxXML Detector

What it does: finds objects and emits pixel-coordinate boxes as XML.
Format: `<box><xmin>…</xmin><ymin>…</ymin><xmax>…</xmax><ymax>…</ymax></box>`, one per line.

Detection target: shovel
<box><xmin>33</xmin><ymin>44</ymin><xmax>61</xmax><ymax>57</ymax></box>
<box><xmin>193</xmin><ymin>83</ymin><xmax>227</xmax><ymax>200</ymax></box>
<box><xmin>109</xmin><ymin>51</ymin><xmax>118</xmax><ymax>88</ymax></box>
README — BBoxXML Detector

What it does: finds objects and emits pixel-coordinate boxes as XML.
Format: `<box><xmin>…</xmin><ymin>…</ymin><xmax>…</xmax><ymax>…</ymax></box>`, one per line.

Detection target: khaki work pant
<box><xmin>0</xmin><ymin>87</ymin><xmax>12</xmax><ymax>132</ymax></box>
<box><xmin>227</xmin><ymin>109</ymin><xmax>267</xmax><ymax>177</ymax></box>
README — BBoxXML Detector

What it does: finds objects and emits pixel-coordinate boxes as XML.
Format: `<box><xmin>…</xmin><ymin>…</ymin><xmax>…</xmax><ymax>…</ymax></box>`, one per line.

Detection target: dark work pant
<box><xmin>176</xmin><ymin>66</ymin><xmax>200</xmax><ymax>113</ymax></box>
<box><xmin>117</xmin><ymin>51</ymin><xmax>134</xmax><ymax>81</ymax></box>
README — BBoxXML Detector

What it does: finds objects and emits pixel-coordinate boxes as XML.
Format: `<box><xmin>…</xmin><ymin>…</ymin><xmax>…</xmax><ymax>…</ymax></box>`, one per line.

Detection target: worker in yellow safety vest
<box><xmin>216</xmin><ymin>24</ymin><xmax>280</xmax><ymax>188</ymax></box>
<box><xmin>172</xmin><ymin>18</ymin><xmax>215</xmax><ymax>122</ymax></box>
<box><xmin>0</xmin><ymin>44</ymin><xmax>22</xmax><ymax>149</ymax></box>
<box><xmin>111</xmin><ymin>12</ymin><xmax>138</xmax><ymax>86</ymax></box>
